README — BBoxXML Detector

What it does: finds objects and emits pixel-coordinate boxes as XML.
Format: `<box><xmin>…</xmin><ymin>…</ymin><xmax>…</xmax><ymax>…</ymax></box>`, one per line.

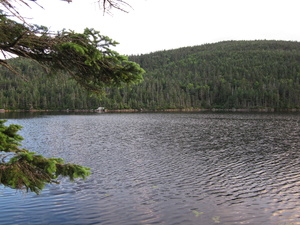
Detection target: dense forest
<box><xmin>1</xmin><ymin>40</ymin><xmax>300</xmax><ymax>110</ymax></box>
<box><xmin>0</xmin><ymin>59</ymin><xmax>101</xmax><ymax>110</ymax></box>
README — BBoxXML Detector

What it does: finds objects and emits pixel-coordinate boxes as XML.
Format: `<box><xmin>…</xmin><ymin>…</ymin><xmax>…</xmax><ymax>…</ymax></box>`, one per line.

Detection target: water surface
<box><xmin>0</xmin><ymin>112</ymin><xmax>299</xmax><ymax>225</ymax></box>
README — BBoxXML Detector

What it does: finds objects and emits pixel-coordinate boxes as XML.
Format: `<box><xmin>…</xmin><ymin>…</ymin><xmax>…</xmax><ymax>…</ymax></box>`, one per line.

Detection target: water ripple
<box><xmin>1</xmin><ymin>112</ymin><xmax>300</xmax><ymax>224</ymax></box>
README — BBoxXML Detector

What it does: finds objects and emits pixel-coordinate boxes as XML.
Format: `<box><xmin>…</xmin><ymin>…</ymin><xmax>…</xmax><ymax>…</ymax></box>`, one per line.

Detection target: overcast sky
<box><xmin>19</xmin><ymin>0</ymin><xmax>300</xmax><ymax>55</ymax></box>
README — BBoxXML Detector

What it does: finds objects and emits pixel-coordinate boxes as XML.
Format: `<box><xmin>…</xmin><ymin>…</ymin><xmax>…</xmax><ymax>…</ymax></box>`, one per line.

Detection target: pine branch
<box><xmin>0</xmin><ymin>120</ymin><xmax>91</xmax><ymax>194</ymax></box>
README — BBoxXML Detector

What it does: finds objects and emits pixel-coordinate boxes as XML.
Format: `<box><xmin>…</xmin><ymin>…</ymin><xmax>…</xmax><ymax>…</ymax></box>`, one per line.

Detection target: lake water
<box><xmin>0</xmin><ymin>112</ymin><xmax>299</xmax><ymax>225</ymax></box>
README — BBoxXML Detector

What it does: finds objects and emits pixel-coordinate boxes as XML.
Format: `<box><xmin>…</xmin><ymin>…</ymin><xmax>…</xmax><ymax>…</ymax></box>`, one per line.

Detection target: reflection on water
<box><xmin>0</xmin><ymin>112</ymin><xmax>300</xmax><ymax>225</ymax></box>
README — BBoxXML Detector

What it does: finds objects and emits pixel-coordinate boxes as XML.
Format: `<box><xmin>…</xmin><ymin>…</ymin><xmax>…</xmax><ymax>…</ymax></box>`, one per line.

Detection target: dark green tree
<box><xmin>0</xmin><ymin>0</ymin><xmax>144</xmax><ymax>193</ymax></box>
<box><xmin>0</xmin><ymin>120</ymin><xmax>91</xmax><ymax>194</ymax></box>
<box><xmin>0</xmin><ymin>13</ymin><xmax>144</xmax><ymax>94</ymax></box>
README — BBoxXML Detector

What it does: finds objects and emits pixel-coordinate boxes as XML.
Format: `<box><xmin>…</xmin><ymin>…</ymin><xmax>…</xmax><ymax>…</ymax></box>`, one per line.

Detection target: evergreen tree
<box><xmin>0</xmin><ymin>0</ymin><xmax>143</xmax><ymax>193</ymax></box>
<box><xmin>0</xmin><ymin>120</ymin><xmax>91</xmax><ymax>194</ymax></box>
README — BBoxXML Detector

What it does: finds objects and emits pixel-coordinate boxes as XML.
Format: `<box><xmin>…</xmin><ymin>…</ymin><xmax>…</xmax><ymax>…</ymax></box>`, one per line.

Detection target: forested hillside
<box><xmin>0</xmin><ymin>58</ymin><xmax>101</xmax><ymax>110</ymax></box>
<box><xmin>1</xmin><ymin>40</ymin><xmax>300</xmax><ymax>110</ymax></box>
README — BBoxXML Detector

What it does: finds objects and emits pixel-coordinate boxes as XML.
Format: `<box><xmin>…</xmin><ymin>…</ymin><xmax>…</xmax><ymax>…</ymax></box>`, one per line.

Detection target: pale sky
<box><xmin>18</xmin><ymin>0</ymin><xmax>300</xmax><ymax>55</ymax></box>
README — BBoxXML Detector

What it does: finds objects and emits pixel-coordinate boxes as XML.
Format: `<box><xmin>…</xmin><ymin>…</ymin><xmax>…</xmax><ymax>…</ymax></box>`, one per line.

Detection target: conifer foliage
<box><xmin>0</xmin><ymin>0</ymin><xmax>141</xmax><ymax>193</ymax></box>
<box><xmin>0</xmin><ymin>12</ymin><xmax>144</xmax><ymax>94</ymax></box>
<box><xmin>0</xmin><ymin>120</ymin><xmax>91</xmax><ymax>194</ymax></box>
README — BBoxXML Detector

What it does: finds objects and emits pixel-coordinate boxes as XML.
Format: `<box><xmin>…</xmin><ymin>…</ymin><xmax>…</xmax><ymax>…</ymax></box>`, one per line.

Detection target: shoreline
<box><xmin>1</xmin><ymin>108</ymin><xmax>300</xmax><ymax>113</ymax></box>
<box><xmin>105</xmin><ymin>108</ymin><xmax>300</xmax><ymax>112</ymax></box>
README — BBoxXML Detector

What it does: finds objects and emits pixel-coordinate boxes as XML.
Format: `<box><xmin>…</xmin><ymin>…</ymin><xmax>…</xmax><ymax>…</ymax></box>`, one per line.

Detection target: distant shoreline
<box><xmin>1</xmin><ymin>108</ymin><xmax>300</xmax><ymax>113</ymax></box>
<box><xmin>105</xmin><ymin>108</ymin><xmax>300</xmax><ymax>112</ymax></box>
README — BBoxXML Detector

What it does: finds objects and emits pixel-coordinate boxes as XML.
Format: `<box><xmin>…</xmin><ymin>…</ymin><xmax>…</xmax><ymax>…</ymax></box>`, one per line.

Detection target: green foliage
<box><xmin>0</xmin><ymin>120</ymin><xmax>91</xmax><ymax>194</ymax></box>
<box><xmin>0</xmin><ymin>120</ymin><xmax>23</xmax><ymax>152</ymax></box>
<box><xmin>0</xmin><ymin>57</ymin><xmax>106</xmax><ymax>110</ymax></box>
<box><xmin>1</xmin><ymin>40</ymin><xmax>300</xmax><ymax>110</ymax></box>
<box><xmin>49</xmin><ymin>28</ymin><xmax>144</xmax><ymax>93</ymax></box>
<box><xmin>0</xmin><ymin>12</ymin><xmax>144</xmax><ymax>95</ymax></box>
<box><xmin>112</xmin><ymin>40</ymin><xmax>300</xmax><ymax>109</ymax></box>
<box><xmin>0</xmin><ymin>0</ymin><xmax>139</xmax><ymax>195</ymax></box>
